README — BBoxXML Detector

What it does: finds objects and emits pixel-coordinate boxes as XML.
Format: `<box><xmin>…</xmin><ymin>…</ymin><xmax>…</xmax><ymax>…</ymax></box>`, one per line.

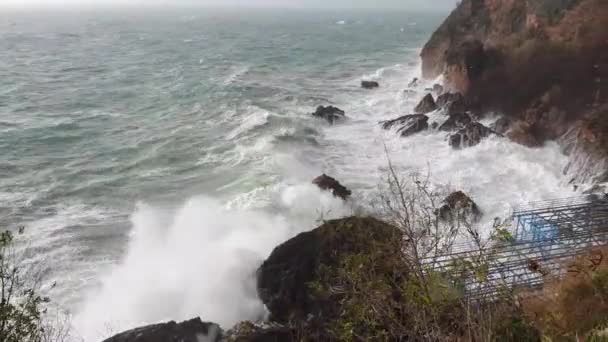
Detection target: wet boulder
<box><xmin>256</xmin><ymin>217</ymin><xmax>403</xmax><ymax>324</ymax></box>
<box><xmin>414</xmin><ymin>93</ymin><xmax>438</xmax><ymax>114</ymax></box>
<box><xmin>449</xmin><ymin>122</ymin><xmax>496</xmax><ymax>149</ymax></box>
<box><xmin>433</xmin><ymin>83</ymin><xmax>444</xmax><ymax>95</ymax></box>
<box><xmin>490</xmin><ymin>117</ymin><xmax>511</xmax><ymax>135</ymax></box>
<box><xmin>311</xmin><ymin>105</ymin><xmax>345</xmax><ymax>124</ymax></box>
<box><xmin>438</xmin><ymin>191</ymin><xmax>482</xmax><ymax>223</ymax></box>
<box><xmin>436</xmin><ymin>92</ymin><xmax>466</xmax><ymax>114</ymax></box>
<box><xmin>224</xmin><ymin>321</ymin><xmax>294</xmax><ymax>342</ymax></box>
<box><xmin>438</xmin><ymin>112</ymin><xmax>472</xmax><ymax>131</ymax></box>
<box><xmin>103</xmin><ymin>318</ymin><xmax>221</xmax><ymax>342</ymax></box>
<box><xmin>381</xmin><ymin>114</ymin><xmax>429</xmax><ymax>137</ymax></box>
<box><xmin>361</xmin><ymin>80</ymin><xmax>379</xmax><ymax>89</ymax></box>
<box><xmin>407</xmin><ymin>77</ymin><xmax>419</xmax><ymax>88</ymax></box>
<box><xmin>313</xmin><ymin>174</ymin><xmax>352</xmax><ymax>200</ymax></box>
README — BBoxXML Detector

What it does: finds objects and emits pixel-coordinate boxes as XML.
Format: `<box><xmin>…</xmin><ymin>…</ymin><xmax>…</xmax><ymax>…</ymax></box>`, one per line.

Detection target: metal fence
<box><xmin>421</xmin><ymin>193</ymin><xmax>608</xmax><ymax>299</ymax></box>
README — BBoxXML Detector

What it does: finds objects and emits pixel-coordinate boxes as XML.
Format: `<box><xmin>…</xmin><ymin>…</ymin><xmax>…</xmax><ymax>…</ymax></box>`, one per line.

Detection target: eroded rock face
<box><xmin>438</xmin><ymin>191</ymin><xmax>482</xmax><ymax>223</ymax></box>
<box><xmin>103</xmin><ymin>318</ymin><xmax>221</xmax><ymax>342</ymax></box>
<box><xmin>414</xmin><ymin>93</ymin><xmax>438</xmax><ymax>114</ymax></box>
<box><xmin>311</xmin><ymin>105</ymin><xmax>345</xmax><ymax>124</ymax></box>
<box><xmin>224</xmin><ymin>321</ymin><xmax>294</xmax><ymax>342</ymax></box>
<box><xmin>313</xmin><ymin>174</ymin><xmax>352</xmax><ymax>200</ymax></box>
<box><xmin>438</xmin><ymin>112</ymin><xmax>472</xmax><ymax>132</ymax></box>
<box><xmin>490</xmin><ymin>117</ymin><xmax>511</xmax><ymax>135</ymax></box>
<box><xmin>256</xmin><ymin>217</ymin><xmax>402</xmax><ymax>324</ymax></box>
<box><xmin>449</xmin><ymin>122</ymin><xmax>496</xmax><ymax>149</ymax></box>
<box><xmin>381</xmin><ymin>114</ymin><xmax>429</xmax><ymax>137</ymax></box>
<box><xmin>361</xmin><ymin>80</ymin><xmax>380</xmax><ymax>89</ymax></box>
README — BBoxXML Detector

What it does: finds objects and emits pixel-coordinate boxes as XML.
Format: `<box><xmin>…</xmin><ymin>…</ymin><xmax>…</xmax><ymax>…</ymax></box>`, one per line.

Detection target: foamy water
<box><xmin>0</xmin><ymin>8</ymin><xmax>576</xmax><ymax>341</ymax></box>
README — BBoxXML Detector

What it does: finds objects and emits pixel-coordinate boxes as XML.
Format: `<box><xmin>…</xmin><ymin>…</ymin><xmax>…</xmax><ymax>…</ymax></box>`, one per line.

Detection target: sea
<box><xmin>0</xmin><ymin>7</ymin><xmax>575</xmax><ymax>340</ymax></box>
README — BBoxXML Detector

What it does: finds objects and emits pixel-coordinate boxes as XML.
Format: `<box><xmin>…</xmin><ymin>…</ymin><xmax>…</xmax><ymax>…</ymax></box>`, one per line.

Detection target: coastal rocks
<box><xmin>414</xmin><ymin>93</ymin><xmax>438</xmax><ymax>114</ymax></box>
<box><xmin>443</xmin><ymin>40</ymin><xmax>487</xmax><ymax>94</ymax></box>
<box><xmin>407</xmin><ymin>77</ymin><xmax>419</xmax><ymax>88</ymax></box>
<box><xmin>313</xmin><ymin>174</ymin><xmax>352</xmax><ymax>200</ymax></box>
<box><xmin>103</xmin><ymin>318</ymin><xmax>221</xmax><ymax>342</ymax></box>
<box><xmin>449</xmin><ymin>122</ymin><xmax>496</xmax><ymax>149</ymax></box>
<box><xmin>438</xmin><ymin>112</ymin><xmax>472</xmax><ymax>132</ymax></box>
<box><xmin>433</xmin><ymin>83</ymin><xmax>444</xmax><ymax>95</ymax></box>
<box><xmin>256</xmin><ymin>217</ymin><xmax>402</xmax><ymax>324</ymax></box>
<box><xmin>436</xmin><ymin>92</ymin><xmax>466</xmax><ymax>114</ymax></box>
<box><xmin>490</xmin><ymin>117</ymin><xmax>511</xmax><ymax>135</ymax></box>
<box><xmin>311</xmin><ymin>105</ymin><xmax>345</xmax><ymax>124</ymax></box>
<box><xmin>381</xmin><ymin>114</ymin><xmax>429</xmax><ymax>137</ymax></box>
<box><xmin>224</xmin><ymin>321</ymin><xmax>294</xmax><ymax>342</ymax></box>
<box><xmin>361</xmin><ymin>80</ymin><xmax>379</xmax><ymax>89</ymax></box>
<box><xmin>438</xmin><ymin>191</ymin><xmax>482</xmax><ymax>223</ymax></box>
<box><xmin>507</xmin><ymin>120</ymin><xmax>542</xmax><ymax>147</ymax></box>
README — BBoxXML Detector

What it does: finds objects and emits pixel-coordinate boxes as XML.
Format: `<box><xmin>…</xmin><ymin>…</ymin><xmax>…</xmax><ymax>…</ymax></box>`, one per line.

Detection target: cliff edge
<box><xmin>421</xmin><ymin>0</ymin><xmax>608</xmax><ymax>186</ymax></box>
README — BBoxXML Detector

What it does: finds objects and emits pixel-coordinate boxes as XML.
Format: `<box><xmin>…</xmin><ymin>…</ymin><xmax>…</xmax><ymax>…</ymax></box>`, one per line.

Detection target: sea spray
<box><xmin>74</xmin><ymin>185</ymin><xmax>351</xmax><ymax>340</ymax></box>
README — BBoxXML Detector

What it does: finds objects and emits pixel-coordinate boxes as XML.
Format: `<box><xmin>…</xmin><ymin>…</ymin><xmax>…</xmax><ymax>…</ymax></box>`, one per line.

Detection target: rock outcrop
<box><xmin>312</xmin><ymin>174</ymin><xmax>352</xmax><ymax>200</ymax></box>
<box><xmin>311</xmin><ymin>105</ymin><xmax>345</xmax><ymax>124</ymax></box>
<box><xmin>438</xmin><ymin>112</ymin><xmax>472</xmax><ymax>132</ymax></box>
<box><xmin>438</xmin><ymin>191</ymin><xmax>482</xmax><ymax>223</ymax></box>
<box><xmin>436</xmin><ymin>92</ymin><xmax>467</xmax><ymax>114</ymax></box>
<box><xmin>420</xmin><ymin>0</ymin><xmax>608</xmax><ymax>185</ymax></box>
<box><xmin>449</xmin><ymin>122</ymin><xmax>496</xmax><ymax>149</ymax></box>
<box><xmin>414</xmin><ymin>93</ymin><xmax>438</xmax><ymax>114</ymax></box>
<box><xmin>256</xmin><ymin>217</ymin><xmax>402</xmax><ymax>325</ymax></box>
<box><xmin>361</xmin><ymin>80</ymin><xmax>379</xmax><ymax>89</ymax></box>
<box><xmin>103</xmin><ymin>318</ymin><xmax>221</xmax><ymax>342</ymax></box>
<box><xmin>381</xmin><ymin>114</ymin><xmax>429</xmax><ymax>137</ymax></box>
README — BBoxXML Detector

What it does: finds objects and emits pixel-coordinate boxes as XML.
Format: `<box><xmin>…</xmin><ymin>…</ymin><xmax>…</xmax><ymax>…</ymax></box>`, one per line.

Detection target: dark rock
<box><xmin>381</xmin><ymin>114</ymin><xmax>429</xmax><ymax>137</ymax></box>
<box><xmin>438</xmin><ymin>112</ymin><xmax>472</xmax><ymax>131</ymax></box>
<box><xmin>311</xmin><ymin>105</ymin><xmax>345</xmax><ymax>124</ymax></box>
<box><xmin>313</xmin><ymin>174</ymin><xmax>351</xmax><ymax>200</ymax></box>
<box><xmin>490</xmin><ymin>117</ymin><xmax>511</xmax><ymax>135</ymax></box>
<box><xmin>507</xmin><ymin>120</ymin><xmax>542</xmax><ymax>147</ymax></box>
<box><xmin>436</xmin><ymin>92</ymin><xmax>466</xmax><ymax>114</ymax></box>
<box><xmin>414</xmin><ymin>93</ymin><xmax>438</xmax><ymax>114</ymax></box>
<box><xmin>361</xmin><ymin>80</ymin><xmax>379</xmax><ymax>89</ymax></box>
<box><xmin>224</xmin><ymin>321</ymin><xmax>294</xmax><ymax>342</ymax></box>
<box><xmin>433</xmin><ymin>83</ymin><xmax>444</xmax><ymax>95</ymax></box>
<box><xmin>103</xmin><ymin>318</ymin><xmax>221</xmax><ymax>342</ymax></box>
<box><xmin>449</xmin><ymin>122</ymin><xmax>496</xmax><ymax>149</ymax></box>
<box><xmin>431</xmin><ymin>122</ymin><xmax>439</xmax><ymax>129</ymax></box>
<box><xmin>438</xmin><ymin>191</ymin><xmax>482</xmax><ymax>223</ymax></box>
<box><xmin>407</xmin><ymin>77</ymin><xmax>419</xmax><ymax>88</ymax></box>
<box><xmin>256</xmin><ymin>217</ymin><xmax>402</xmax><ymax>324</ymax></box>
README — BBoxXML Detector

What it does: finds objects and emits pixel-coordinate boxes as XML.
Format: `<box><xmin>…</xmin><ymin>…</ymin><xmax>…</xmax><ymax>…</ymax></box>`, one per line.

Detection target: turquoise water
<box><xmin>0</xmin><ymin>8</ymin><xmax>574</xmax><ymax>340</ymax></box>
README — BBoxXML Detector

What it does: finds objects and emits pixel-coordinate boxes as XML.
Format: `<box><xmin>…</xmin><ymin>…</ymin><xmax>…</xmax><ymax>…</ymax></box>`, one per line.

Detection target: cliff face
<box><xmin>421</xmin><ymin>0</ymin><xmax>608</xmax><ymax>185</ymax></box>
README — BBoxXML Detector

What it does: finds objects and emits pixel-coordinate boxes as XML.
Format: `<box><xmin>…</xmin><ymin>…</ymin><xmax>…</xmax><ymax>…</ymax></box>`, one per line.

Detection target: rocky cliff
<box><xmin>421</xmin><ymin>0</ymin><xmax>608</xmax><ymax>186</ymax></box>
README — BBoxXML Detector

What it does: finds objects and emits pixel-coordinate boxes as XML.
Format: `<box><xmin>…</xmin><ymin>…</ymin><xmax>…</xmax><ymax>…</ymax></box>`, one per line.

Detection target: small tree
<box><xmin>0</xmin><ymin>228</ymin><xmax>51</xmax><ymax>342</ymax></box>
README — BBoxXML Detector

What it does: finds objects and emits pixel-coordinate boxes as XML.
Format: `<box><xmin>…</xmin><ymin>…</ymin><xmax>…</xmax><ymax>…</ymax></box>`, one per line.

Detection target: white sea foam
<box><xmin>74</xmin><ymin>185</ymin><xmax>350</xmax><ymax>341</ymax></box>
<box><xmin>74</xmin><ymin>61</ymin><xmax>577</xmax><ymax>341</ymax></box>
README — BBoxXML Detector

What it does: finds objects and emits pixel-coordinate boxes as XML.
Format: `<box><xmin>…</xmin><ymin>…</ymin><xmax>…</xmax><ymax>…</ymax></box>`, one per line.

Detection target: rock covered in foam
<box><xmin>438</xmin><ymin>112</ymin><xmax>472</xmax><ymax>131</ymax></box>
<box><xmin>311</xmin><ymin>105</ymin><xmax>345</xmax><ymax>124</ymax></box>
<box><xmin>102</xmin><ymin>318</ymin><xmax>221</xmax><ymax>342</ymax></box>
<box><xmin>361</xmin><ymin>80</ymin><xmax>379</xmax><ymax>89</ymax></box>
<box><xmin>449</xmin><ymin>122</ymin><xmax>497</xmax><ymax>149</ymax></box>
<box><xmin>312</xmin><ymin>174</ymin><xmax>352</xmax><ymax>200</ymax></box>
<box><xmin>414</xmin><ymin>93</ymin><xmax>438</xmax><ymax>114</ymax></box>
<box><xmin>381</xmin><ymin>114</ymin><xmax>429</xmax><ymax>137</ymax></box>
<box><xmin>437</xmin><ymin>191</ymin><xmax>482</xmax><ymax>223</ymax></box>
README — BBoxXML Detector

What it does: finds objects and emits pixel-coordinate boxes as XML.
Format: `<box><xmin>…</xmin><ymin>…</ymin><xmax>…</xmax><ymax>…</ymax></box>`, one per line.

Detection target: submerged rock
<box><xmin>361</xmin><ymin>80</ymin><xmax>379</xmax><ymax>89</ymax></box>
<box><xmin>256</xmin><ymin>217</ymin><xmax>402</xmax><ymax>324</ymax></box>
<box><xmin>438</xmin><ymin>191</ymin><xmax>482</xmax><ymax>223</ymax></box>
<box><xmin>449</xmin><ymin>122</ymin><xmax>496</xmax><ymax>149</ymax></box>
<box><xmin>407</xmin><ymin>77</ymin><xmax>419</xmax><ymax>88</ymax></box>
<box><xmin>438</xmin><ymin>112</ymin><xmax>472</xmax><ymax>131</ymax></box>
<box><xmin>103</xmin><ymin>318</ymin><xmax>221</xmax><ymax>342</ymax></box>
<box><xmin>313</xmin><ymin>174</ymin><xmax>352</xmax><ymax>200</ymax></box>
<box><xmin>381</xmin><ymin>114</ymin><xmax>429</xmax><ymax>137</ymax></box>
<box><xmin>311</xmin><ymin>105</ymin><xmax>345</xmax><ymax>124</ymax></box>
<box><xmin>414</xmin><ymin>93</ymin><xmax>438</xmax><ymax>114</ymax></box>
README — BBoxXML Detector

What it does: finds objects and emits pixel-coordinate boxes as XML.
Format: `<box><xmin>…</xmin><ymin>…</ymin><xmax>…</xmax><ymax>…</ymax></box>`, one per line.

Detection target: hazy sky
<box><xmin>1</xmin><ymin>0</ymin><xmax>458</xmax><ymax>10</ymax></box>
